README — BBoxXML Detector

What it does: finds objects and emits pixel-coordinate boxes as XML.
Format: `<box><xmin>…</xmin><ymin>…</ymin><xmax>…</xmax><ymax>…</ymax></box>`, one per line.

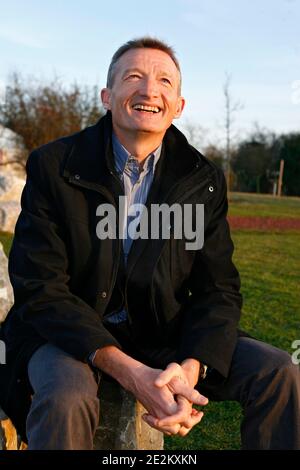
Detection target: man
<box><xmin>0</xmin><ymin>37</ymin><xmax>299</xmax><ymax>450</ymax></box>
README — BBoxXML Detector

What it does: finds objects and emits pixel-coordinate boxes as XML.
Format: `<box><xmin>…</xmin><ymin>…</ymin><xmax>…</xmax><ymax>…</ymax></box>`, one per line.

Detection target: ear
<box><xmin>174</xmin><ymin>96</ymin><xmax>185</xmax><ymax>119</ymax></box>
<box><xmin>101</xmin><ymin>88</ymin><xmax>111</xmax><ymax>110</ymax></box>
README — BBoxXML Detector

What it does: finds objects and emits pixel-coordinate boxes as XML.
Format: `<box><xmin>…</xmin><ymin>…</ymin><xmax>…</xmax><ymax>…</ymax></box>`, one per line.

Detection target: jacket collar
<box><xmin>63</xmin><ymin>111</ymin><xmax>115</xmax><ymax>186</ymax></box>
<box><xmin>62</xmin><ymin>111</ymin><xmax>206</xmax><ymax>198</ymax></box>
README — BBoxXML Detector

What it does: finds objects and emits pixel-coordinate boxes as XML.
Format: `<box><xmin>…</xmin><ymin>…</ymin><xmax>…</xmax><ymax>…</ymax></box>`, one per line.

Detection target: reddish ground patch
<box><xmin>227</xmin><ymin>216</ymin><xmax>300</xmax><ymax>231</ymax></box>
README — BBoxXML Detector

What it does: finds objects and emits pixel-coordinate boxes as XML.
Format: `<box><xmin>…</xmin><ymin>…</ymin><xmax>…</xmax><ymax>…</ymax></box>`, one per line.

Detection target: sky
<box><xmin>0</xmin><ymin>0</ymin><xmax>299</xmax><ymax>148</ymax></box>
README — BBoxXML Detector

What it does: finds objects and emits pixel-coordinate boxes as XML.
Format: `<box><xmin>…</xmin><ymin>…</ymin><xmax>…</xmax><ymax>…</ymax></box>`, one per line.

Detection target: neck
<box><xmin>113</xmin><ymin>127</ymin><xmax>164</xmax><ymax>163</ymax></box>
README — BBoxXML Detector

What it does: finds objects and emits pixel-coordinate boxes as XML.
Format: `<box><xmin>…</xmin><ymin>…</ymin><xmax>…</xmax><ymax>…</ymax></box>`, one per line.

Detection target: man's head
<box><xmin>101</xmin><ymin>37</ymin><xmax>185</xmax><ymax>140</ymax></box>
<box><xmin>106</xmin><ymin>37</ymin><xmax>182</xmax><ymax>92</ymax></box>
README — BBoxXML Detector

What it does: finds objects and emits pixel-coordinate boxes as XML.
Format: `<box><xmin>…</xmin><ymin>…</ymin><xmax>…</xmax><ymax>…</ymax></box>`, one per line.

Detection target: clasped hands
<box><xmin>131</xmin><ymin>361</ymin><xmax>209</xmax><ymax>436</ymax></box>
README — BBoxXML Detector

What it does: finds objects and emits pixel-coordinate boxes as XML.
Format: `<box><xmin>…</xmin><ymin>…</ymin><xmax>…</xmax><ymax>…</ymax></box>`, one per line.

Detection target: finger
<box><xmin>158</xmin><ymin>395</ymin><xmax>201</xmax><ymax>426</ymax></box>
<box><xmin>158</xmin><ymin>407</ymin><xmax>203</xmax><ymax>428</ymax></box>
<box><xmin>154</xmin><ymin>362</ymin><xmax>182</xmax><ymax>387</ymax></box>
<box><xmin>155</xmin><ymin>397</ymin><xmax>191</xmax><ymax>427</ymax></box>
<box><xmin>169</xmin><ymin>381</ymin><xmax>209</xmax><ymax>406</ymax></box>
<box><xmin>182</xmin><ymin>410</ymin><xmax>204</xmax><ymax>433</ymax></box>
<box><xmin>142</xmin><ymin>413</ymin><xmax>181</xmax><ymax>435</ymax></box>
<box><xmin>176</xmin><ymin>394</ymin><xmax>204</xmax><ymax>428</ymax></box>
<box><xmin>159</xmin><ymin>389</ymin><xmax>179</xmax><ymax>415</ymax></box>
<box><xmin>181</xmin><ymin>410</ymin><xmax>204</xmax><ymax>429</ymax></box>
<box><xmin>163</xmin><ymin>410</ymin><xmax>204</xmax><ymax>438</ymax></box>
<box><xmin>178</xmin><ymin>426</ymin><xmax>191</xmax><ymax>437</ymax></box>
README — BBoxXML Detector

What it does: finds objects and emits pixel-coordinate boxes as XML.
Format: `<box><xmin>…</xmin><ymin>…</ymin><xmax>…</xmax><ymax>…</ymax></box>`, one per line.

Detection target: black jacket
<box><xmin>0</xmin><ymin>113</ymin><xmax>243</xmax><ymax>435</ymax></box>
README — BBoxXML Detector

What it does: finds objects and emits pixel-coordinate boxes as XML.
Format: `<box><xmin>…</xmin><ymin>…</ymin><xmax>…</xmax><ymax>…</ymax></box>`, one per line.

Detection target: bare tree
<box><xmin>181</xmin><ymin>119</ymin><xmax>207</xmax><ymax>151</ymax></box>
<box><xmin>203</xmin><ymin>144</ymin><xmax>224</xmax><ymax>169</ymax></box>
<box><xmin>223</xmin><ymin>73</ymin><xmax>243</xmax><ymax>191</ymax></box>
<box><xmin>0</xmin><ymin>72</ymin><xmax>104</xmax><ymax>168</ymax></box>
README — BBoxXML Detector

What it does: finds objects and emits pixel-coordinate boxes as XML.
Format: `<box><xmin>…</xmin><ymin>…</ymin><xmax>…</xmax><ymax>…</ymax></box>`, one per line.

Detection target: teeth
<box><xmin>133</xmin><ymin>104</ymin><xmax>160</xmax><ymax>113</ymax></box>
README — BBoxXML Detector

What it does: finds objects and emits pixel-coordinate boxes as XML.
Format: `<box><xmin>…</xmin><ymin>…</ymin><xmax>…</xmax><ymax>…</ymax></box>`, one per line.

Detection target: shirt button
<box><xmin>100</xmin><ymin>291</ymin><xmax>107</xmax><ymax>299</ymax></box>
<box><xmin>74</xmin><ymin>174</ymin><xmax>80</xmax><ymax>180</ymax></box>
<box><xmin>208</xmin><ymin>185</ymin><xmax>214</xmax><ymax>192</ymax></box>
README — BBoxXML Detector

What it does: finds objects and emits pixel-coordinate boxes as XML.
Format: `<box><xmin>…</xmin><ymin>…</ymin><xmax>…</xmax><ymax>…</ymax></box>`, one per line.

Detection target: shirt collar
<box><xmin>112</xmin><ymin>132</ymin><xmax>162</xmax><ymax>176</ymax></box>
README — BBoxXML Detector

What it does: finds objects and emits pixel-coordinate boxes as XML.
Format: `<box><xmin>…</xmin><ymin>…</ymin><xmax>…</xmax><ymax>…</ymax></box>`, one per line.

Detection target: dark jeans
<box><xmin>26</xmin><ymin>326</ymin><xmax>300</xmax><ymax>450</ymax></box>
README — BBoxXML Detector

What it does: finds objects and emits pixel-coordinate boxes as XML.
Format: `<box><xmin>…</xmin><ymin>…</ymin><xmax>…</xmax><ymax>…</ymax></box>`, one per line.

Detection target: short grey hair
<box><xmin>106</xmin><ymin>36</ymin><xmax>182</xmax><ymax>93</ymax></box>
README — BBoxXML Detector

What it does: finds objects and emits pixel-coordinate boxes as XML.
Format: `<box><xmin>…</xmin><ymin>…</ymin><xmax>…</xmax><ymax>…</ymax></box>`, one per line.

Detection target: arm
<box><xmin>7</xmin><ymin>149</ymin><xmax>121</xmax><ymax>361</ymax></box>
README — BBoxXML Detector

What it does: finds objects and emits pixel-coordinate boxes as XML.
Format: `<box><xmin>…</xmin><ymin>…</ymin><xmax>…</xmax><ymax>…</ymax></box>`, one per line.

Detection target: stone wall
<box><xmin>0</xmin><ymin>242</ymin><xmax>13</xmax><ymax>323</ymax></box>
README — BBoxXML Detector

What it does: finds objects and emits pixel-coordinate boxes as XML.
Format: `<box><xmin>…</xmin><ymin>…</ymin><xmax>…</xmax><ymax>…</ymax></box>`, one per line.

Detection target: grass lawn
<box><xmin>228</xmin><ymin>192</ymin><xmax>300</xmax><ymax>218</ymax></box>
<box><xmin>0</xmin><ymin>231</ymin><xmax>13</xmax><ymax>257</ymax></box>
<box><xmin>0</xmin><ymin>193</ymin><xmax>299</xmax><ymax>450</ymax></box>
<box><xmin>165</xmin><ymin>229</ymin><xmax>300</xmax><ymax>450</ymax></box>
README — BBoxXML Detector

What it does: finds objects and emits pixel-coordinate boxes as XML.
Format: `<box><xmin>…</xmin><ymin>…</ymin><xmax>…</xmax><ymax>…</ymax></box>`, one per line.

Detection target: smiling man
<box><xmin>101</xmin><ymin>46</ymin><xmax>184</xmax><ymax>153</ymax></box>
<box><xmin>0</xmin><ymin>37</ymin><xmax>299</xmax><ymax>450</ymax></box>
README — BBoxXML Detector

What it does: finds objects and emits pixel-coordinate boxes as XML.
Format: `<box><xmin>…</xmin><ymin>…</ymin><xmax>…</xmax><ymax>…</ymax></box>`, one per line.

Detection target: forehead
<box><xmin>115</xmin><ymin>48</ymin><xmax>179</xmax><ymax>78</ymax></box>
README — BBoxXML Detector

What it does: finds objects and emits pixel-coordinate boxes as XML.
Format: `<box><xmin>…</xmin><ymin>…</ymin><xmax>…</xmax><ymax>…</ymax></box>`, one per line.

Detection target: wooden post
<box><xmin>277</xmin><ymin>159</ymin><xmax>284</xmax><ymax>197</ymax></box>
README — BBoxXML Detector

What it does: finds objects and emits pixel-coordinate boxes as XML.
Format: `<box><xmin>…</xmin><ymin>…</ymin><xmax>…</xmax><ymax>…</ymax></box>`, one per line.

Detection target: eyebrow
<box><xmin>121</xmin><ymin>68</ymin><xmax>174</xmax><ymax>81</ymax></box>
<box><xmin>121</xmin><ymin>68</ymin><xmax>143</xmax><ymax>78</ymax></box>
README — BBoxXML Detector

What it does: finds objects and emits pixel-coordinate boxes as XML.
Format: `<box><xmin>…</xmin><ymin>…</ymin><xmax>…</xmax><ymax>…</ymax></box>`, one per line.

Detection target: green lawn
<box><xmin>228</xmin><ymin>192</ymin><xmax>300</xmax><ymax>218</ymax></box>
<box><xmin>166</xmin><ymin>229</ymin><xmax>300</xmax><ymax>450</ymax></box>
<box><xmin>0</xmin><ymin>231</ymin><xmax>13</xmax><ymax>257</ymax></box>
<box><xmin>0</xmin><ymin>193</ymin><xmax>299</xmax><ymax>450</ymax></box>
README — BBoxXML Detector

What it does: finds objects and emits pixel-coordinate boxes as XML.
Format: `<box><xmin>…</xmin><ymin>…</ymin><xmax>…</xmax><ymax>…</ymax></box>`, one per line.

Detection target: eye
<box><xmin>126</xmin><ymin>73</ymin><xmax>141</xmax><ymax>80</ymax></box>
<box><xmin>161</xmin><ymin>77</ymin><xmax>172</xmax><ymax>85</ymax></box>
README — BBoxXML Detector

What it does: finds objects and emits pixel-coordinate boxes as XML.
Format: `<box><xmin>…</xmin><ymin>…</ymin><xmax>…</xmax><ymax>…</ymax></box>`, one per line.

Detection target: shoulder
<box><xmin>188</xmin><ymin>143</ymin><xmax>226</xmax><ymax>192</ymax></box>
<box><xmin>25</xmin><ymin>124</ymin><xmax>96</xmax><ymax>180</ymax></box>
<box><xmin>168</xmin><ymin>124</ymin><xmax>225</xmax><ymax>190</ymax></box>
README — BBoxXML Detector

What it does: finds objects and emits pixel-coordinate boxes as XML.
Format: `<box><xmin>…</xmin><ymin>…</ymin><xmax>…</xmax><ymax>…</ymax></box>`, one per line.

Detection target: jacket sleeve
<box><xmin>176</xmin><ymin>169</ymin><xmax>242</xmax><ymax>378</ymax></box>
<box><xmin>8</xmin><ymin>150</ymin><xmax>122</xmax><ymax>362</ymax></box>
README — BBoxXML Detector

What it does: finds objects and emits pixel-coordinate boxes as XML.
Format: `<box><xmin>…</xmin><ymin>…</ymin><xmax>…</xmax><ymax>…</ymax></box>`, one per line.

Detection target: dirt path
<box><xmin>227</xmin><ymin>216</ymin><xmax>300</xmax><ymax>230</ymax></box>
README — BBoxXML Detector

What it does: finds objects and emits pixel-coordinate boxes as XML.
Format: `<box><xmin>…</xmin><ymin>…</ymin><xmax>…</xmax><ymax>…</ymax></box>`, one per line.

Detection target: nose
<box><xmin>138</xmin><ymin>76</ymin><xmax>159</xmax><ymax>98</ymax></box>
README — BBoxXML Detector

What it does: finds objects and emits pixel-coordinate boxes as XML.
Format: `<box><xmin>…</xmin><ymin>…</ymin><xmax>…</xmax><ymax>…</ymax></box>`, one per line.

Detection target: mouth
<box><xmin>132</xmin><ymin>103</ymin><xmax>161</xmax><ymax>114</ymax></box>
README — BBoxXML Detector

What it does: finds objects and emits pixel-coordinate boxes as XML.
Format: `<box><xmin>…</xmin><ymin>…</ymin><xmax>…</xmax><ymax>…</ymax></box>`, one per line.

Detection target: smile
<box><xmin>132</xmin><ymin>104</ymin><xmax>161</xmax><ymax>113</ymax></box>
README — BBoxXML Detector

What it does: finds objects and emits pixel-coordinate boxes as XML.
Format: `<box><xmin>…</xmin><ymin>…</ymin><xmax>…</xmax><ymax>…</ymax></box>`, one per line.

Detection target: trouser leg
<box><xmin>26</xmin><ymin>343</ymin><xmax>100</xmax><ymax>450</ymax></box>
<box><xmin>198</xmin><ymin>338</ymin><xmax>300</xmax><ymax>449</ymax></box>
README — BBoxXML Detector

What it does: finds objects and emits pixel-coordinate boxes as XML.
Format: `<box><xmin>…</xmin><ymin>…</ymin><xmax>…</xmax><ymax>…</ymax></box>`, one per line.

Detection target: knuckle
<box><xmin>172</xmin><ymin>377</ymin><xmax>181</xmax><ymax>387</ymax></box>
<box><xmin>170</xmin><ymin>424</ymin><xmax>181</xmax><ymax>435</ymax></box>
<box><xmin>168</xmin><ymin>362</ymin><xmax>181</xmax><ymax>372</ymax></box>
<box><xmin>191</xmin><ymin>390</ymin><xmax>201</xmax><ymax>401</ymax></box>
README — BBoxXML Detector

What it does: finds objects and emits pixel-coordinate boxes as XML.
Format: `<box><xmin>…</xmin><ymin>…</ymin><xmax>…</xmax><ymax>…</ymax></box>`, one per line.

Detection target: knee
<box><xmin>261</xmin><ymin>350</ymin><xmax>300</xmax><ymax>400</ymax></box>
<box><xmin>247</xmin><ymin>340</ymin><xmax>297</xmax><ymax>381</ymax></box>
<box><xmin>274</xmin><ymin>358</ymin><xmax>300</xmax><ymax>388</ymax></box>
<box><xmin>29</xmin><ymin>376</ymin><xmax>99</xmax><ymax>421</ymax></box>
<box><xmin>27</xmin><ymin>380</ymin><xmax>100</xmax><ymax>450</ymax></box>
<box><xmin>44</xmin><ymin>385</ymin><xmax>99</xmax><ymax>417</ymax></box>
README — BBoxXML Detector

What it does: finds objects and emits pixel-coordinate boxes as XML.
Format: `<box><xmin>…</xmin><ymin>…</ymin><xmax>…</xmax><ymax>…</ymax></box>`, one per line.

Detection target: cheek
<box><xmin>164</xmin><ymin>92</ymin><xmax>180</xmax><ymax>108</ymax></box>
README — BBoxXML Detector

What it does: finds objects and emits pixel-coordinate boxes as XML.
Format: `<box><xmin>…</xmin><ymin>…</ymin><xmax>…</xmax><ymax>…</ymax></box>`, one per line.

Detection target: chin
<box><xmin>136</xmin><ymin>126</ymin><xmax>163</xmax><ymax>134</ymax></box>
<box><xmin>133</xmin><ymin>121</ymin><xmax>164</xmax><ymax>131</ymax></box>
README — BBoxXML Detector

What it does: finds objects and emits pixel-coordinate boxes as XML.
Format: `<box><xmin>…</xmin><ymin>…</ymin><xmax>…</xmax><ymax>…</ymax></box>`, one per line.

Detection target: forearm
<box><xmin>93</xmin><ymin>345</ymin><xmax>144</xmax><ymax>391</ymax></box>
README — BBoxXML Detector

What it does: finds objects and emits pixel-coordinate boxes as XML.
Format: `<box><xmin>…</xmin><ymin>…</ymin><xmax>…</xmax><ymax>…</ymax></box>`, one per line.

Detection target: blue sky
<box><xmin>0</xmin><ymin>0</ymin><xmax>299</xmax><ymax>146</ymax></box>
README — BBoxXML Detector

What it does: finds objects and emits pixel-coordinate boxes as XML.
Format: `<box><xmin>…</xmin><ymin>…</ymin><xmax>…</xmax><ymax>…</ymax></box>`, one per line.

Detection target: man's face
<box><xmin>101</xmin><ymin>48</ymin><xmax>185</xmax><ymax>137</ymax></box>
